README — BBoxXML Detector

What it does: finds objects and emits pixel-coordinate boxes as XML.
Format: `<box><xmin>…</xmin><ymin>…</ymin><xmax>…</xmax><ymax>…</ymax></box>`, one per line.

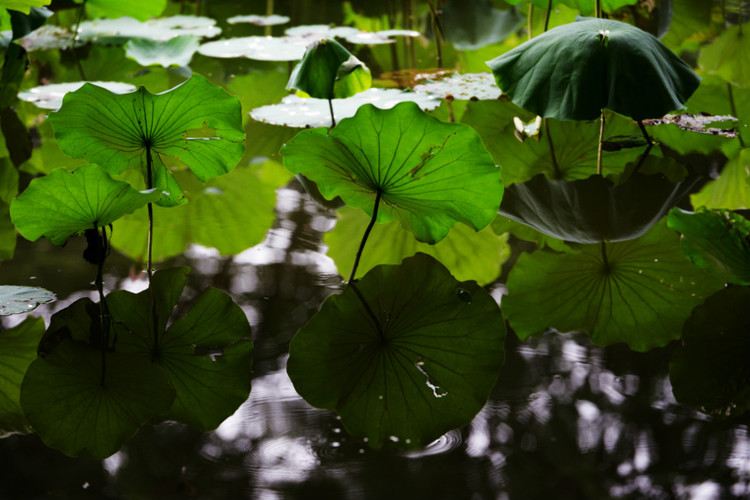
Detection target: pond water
<box><xmin>1</xmin><ymin>1</ymin><xmax>749</xmax><ymax>499</ymax></box>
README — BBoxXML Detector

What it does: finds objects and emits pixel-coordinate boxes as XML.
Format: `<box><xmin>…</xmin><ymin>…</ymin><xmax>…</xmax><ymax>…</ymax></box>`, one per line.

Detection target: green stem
<box><xmin>527</xmin><ymin>3</ymin><xmax>533</xmax><ymax>40</ymax></box>
<box><xmin>544</xmin><ymin>119</ymin><xmax>562</xmax><ymax>179</ymax></box>
<box><xmin>96</xmin><ymin>224</ymin><xmax>110</xmax><ymax>386</ymax></box>
<box><xmin>428</xmin><ymin>0</ymin><xmax>444</xmax><ymax>68</ymax></box>
<box><xmin>728</xmin><ymin>83</ymin><xmax>746</xmax><ymax>147</ymax></box>
<box><xmin>265</xmin><ymin>0</ymin><xmax>273</xmax><ymax>36</ymax></box>
<box><xmin>600</xmin><ymin>241</ymin><xmax>610</xmax><ymax>273</ymax></box>
<box><xmin>146</xmin><ymin>145</ymin><xmax>159</xmax><ymax>359</ymax></box>
<box><xmin>71</xmin><ymin>0</ymin><xmax>87</xmax><ymax>81</ymax></box>
<box><xmin>348</xmin><ymin>189</ymin><xmax>382</xmax><ymax>283</ymax></box>
<box><xmin>597</xmin><ymin>109</ymin><xmax>605</xmax><ymax>175</ymax></box>
<box><xmin>349</xmin><ymin>281</ymin><xmax>383</xmax><ymax>338</ymax></box>
<box><xmin>328</xmin><ymin>98</ymin><xmax>336</xmax><ymax>129</ymax></box>
<box><xmin>637</xmin><ymin>120</ymin><xmax>653</xmax><ymax>147</ymax></box>
<box><xmin>595</xmin><ymin>0</ymin><xmax>601</xmax><ymax>17</ymax></box>
<box><xmin>544</xmin><ymin>0</ymin><xmax>552</xmax><ymax>32</ymax></box>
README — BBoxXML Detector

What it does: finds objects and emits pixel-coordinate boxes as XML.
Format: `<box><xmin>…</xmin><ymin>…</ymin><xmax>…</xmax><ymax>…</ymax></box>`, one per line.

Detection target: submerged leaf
<box><xmin>281</xmin><ymin>102</ymin><xmax>502</xmax><ymax>244</ymax></box>
<box><xmin>503</xmin><ymin>220</ymin><xmax>726</xmax><ymax>351</ymax></box>
<box><xmin>287</xmin><ymin>253</ymin><xmax>506</xmax><ymax>448</ymax></box>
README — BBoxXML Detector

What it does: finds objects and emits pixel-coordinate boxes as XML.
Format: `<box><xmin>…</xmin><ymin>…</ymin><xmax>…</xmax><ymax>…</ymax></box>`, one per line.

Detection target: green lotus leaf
<box><xmin>325</xmin><ymin>206</ymin><xmax>509</xmax><ymax>285</ymax></box>
<box><xmin>461</xmin><ymin>100</ymin><xmax>644</xmax><ymax>185</ymax></box>
<box><xmin>0</xmin><ymin>316</ymin><xmax>44</xmax><ymax>436</ymax></box>
<box><xmin>486</xmin><ymin>18</ymin><xmax>701</xmax><ymax>121</ymax></box>
<box><xmin>503</xmin><ymin>220</ymin><xmax>726</xmax><ymax>351</ymax></box>
<box><xmin>281</xmin><ymin>102</ymin><xmax>502</xmax><ymax>244</ymax></box>
<box><xmin>47</xmin><ymin>74</ymin><xmax>245</xmax><ymax>207</ymax></box>
<box><xmin>0</xmin><ymin>200</ymin><xmax>15</xmax><ymax>261</ymax></box>
<box><xmin>125</xmin><ymin>35</ymin><xmax>199</xmax><ymax>67</ymax></box>
<box><xmin>691</xmin><ymin>148</ymin><xmax>750</xmax><ymax>210</ymax></box>
<box><xmin>561</xmin><ymin>0</ymin><xmax>639</xmax><ymax>15</ymax></box>
<box><xmin>20</xmin><ymin>339</ymin><xmax>175</xmax><ymax>458</ymax></box>
<box><xmin>437</xmin><ymin>0</ymin><xmax>524</xmax><ymax>50</ymax></box>
<box><xmin>670</xmin><ymin>286</ymin><xmax>750</xmax><ymax>418</ymax></box>
<box><xmin>660</xmin><ymin>0</ymin><xmax>718</xmax><ymax>53</ymax></box>
<box><xmin>491</xmin><ymin>215</ymin><xmax>574</xmax><ymax>253</ymax></box>
<box><xmin>287</xmin><ymin>253</ymin><xmax>506</xmax><ymax>448</ymax></box>
<box><xmin>699</xmin><ymin>22</ymin><xmax>750</xmax><ymax>89</ymax></box>
<box><xmin>668</xmin><ymin>208</ymin><xmax>750</xmax><ymax>285</ymax></box>
<box><xmin>107</xmin><ymin>267</ymin><xmax>254</xmax><ymax>430</ymax></box>
<box><xmin>108</xmin><ymin>161</ymin><xmax>289</xmax><ymax>262</ymax></box>
<box><xmin>499</xmin><ymin>170</ymin><xmax>697</xmax><ymax>243</ymax></box>
<box><xmin>287</xmin><ymin>38</ymin><xmax>371</xmax><ymax>100</ymax></box>
<box><xmin>0</xmin><ymin>285</ymin><xmax>55</xmax><ymax>315</ymax></box>
<box><xmin>1</xmin><ymin>0</ymin><xmax>50</xmax><ymax>15</ymax></box>
<box><xmin>77</xmin><ymin>16</ymin><xmax>219</xmax><ymax>44</ymax></box>
<box><xmin>10</xmin><ymin>164</ymin><xmax>161</xmax><ymax>245</ymax></box>
<box><xmin>75</xmin><ymin>0</ymin><xmax>166</xmax><ymax>22</ymax></box>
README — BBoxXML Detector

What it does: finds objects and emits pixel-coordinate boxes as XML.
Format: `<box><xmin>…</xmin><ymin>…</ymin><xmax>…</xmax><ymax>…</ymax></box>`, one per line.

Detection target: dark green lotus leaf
<box><xmin>499</xmin><ymin>170</ymin><xmax>698</xmax><ymax>243</ymax></box>
<box><xmin>325</xmin><ymin>206</ymin><xmax>509</xmax><ymax>285</ymax></box>
<box><xmin>503</xmin><ymin>220</ymin><xmax>726</xmax><ymax>351</ymax></box>
<box><xmin>487</xmin><ymin>18</ymin><xmax>701</xmax><ymax>121</ymax></box>
<box><xmin>670</xmin><ymin>286</ymin><xmax>750</xmax><ymax>418</ymax></box>
<box><xmin>0</xmin><ymin>317</ymin><xmax>44</xmax><ymax>436</ymax></box>
<box><xmin>47</xmin><ymin>75</ymin><xmax>244</xmax><ymax>207</ymax></box>
<box><xmin>699</xmin><ymin>22</ymin><xmax>750</xmax><ymax>89</ymax></box>
<box><xmin>461</xmin><ymin>99</ymin><xmax>643</xmax><ymax>185</ymax></box>
<box><xmin>281</xmin><ymin>102</ymin><xmax>502</xmax><ymax>244</ymax></box>
<box><xmin>0</xmin><ymin>285</ymin><xmax>55</xmax><ymax>315</ymax></box>
<box><xmin>0</xmin><ymin>200</ymin><xmax>15</xmax><ymax>261</ymax></box>
<box><xmin>0</xmin><ymin>44</ymin><xmax>27</xmax><ymax>110</ymax></box>
<box><xmin>107</xmin><ymin>267</ymin><xmax>253</xmax><ymax>430</ymax></box>
<box><xmin>691</xmin><ymin>149</ymin><xmax>750</xmax><ymax>210</ymax></box>
<box><xmin>10</xmin><ymin>164</ymin><xmax>161</xmax><ymax>245</ymax></box>
<box><xmin>76</xmin><ymin>0</ymin><xmax>166</xmax><ymax>22</ymax></box>
<box><xmin>109</xmin><ymin>161</ymin><xmax>289</xmax><ymax>262</ymax></box>
<box><xmin>287</xmin><ymin>38</ymin><xmax>371</xmax><ymax>100</ymax></box>
<box><xmin>21</xmin><ymin>339</ymin><xmax>175</xmax><ymax>458</ymax></box>
<box><xmin>660</xmin><ymin>0</ymin><xmax>718</xmax><ymax>53</ymax></box>
<box><xmin>437</xmin><ymin>0</ymin><xmax>524</xmax><ymax>50</ymax></box>
<box><xmin>491</xmin><ymin>215</ymin><xmax>574</xmax><ymax>253</ymax></box>
<box><xmin>125</xmin><ymin>35</ymin><xmax>199</xmax><ymax>67</ymax></box>
<box><xmin>668</xmin><ymin>208</ymin><xmax>750</xmax><ymax>285</ymax></box>
<box><xmin>561</xmin><ymin>0</ymin><xmax>639</xmax><ymax>15</ymax></box>
<box><xmin>287</xmin><ymin>253</ymin><xmax>506</xmax><ymax>448</ymax></box>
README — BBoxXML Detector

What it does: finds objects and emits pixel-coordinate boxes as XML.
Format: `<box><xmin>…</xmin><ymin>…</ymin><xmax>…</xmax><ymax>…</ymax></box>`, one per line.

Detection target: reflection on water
<box><xmin>1</xmin><ymin>179</ymin><xmax>749</xmax><ymax>499</ymax></box>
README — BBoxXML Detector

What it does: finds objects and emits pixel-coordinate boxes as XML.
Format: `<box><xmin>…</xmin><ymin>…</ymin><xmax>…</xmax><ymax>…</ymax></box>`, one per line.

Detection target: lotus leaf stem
<box><xmin>145</xmin><ymin>144</ymin><xmax>160</xmax><ymax>358</ymax></box>
<box><xmin>328</xmin><ymin>98</ymin><xmax>336</xmax><ymax>129</ymax></box>
<box><xmin>597</xmin><ymin>110</ymin><xmax>605</xmax><ymax>175</ymax></box>
<box><xmin>728</xmin><ymin>83</ymin><xmax>746</xmax><ymax>147</ymax></box>
<box><xmin>349</xmin><ymin>189</ymin><xmax>383</xmax><ymax>283</ymax></box>
<box><xmin>527</xmin><ymin>3</ymin><xmax>534</xmax><ymax>40</ymax></box>
<box><xmin>544</xmin><ymin>0</ymin><xmax>552</xmax><ymax>32</ymax></box>
<box><xmin>95</xmin><ymin>224</ymin><xmax>111</xmax><ymax>386</ymax></box>
<box><xmin>71</xmin><ymin>0</ymin><xmax>87</xmax><ymax>80</ymax></box>
<box><xmin>637</xmin><ymin>120</ymin><xmax>653</xmax><ymax>147</ymax></box>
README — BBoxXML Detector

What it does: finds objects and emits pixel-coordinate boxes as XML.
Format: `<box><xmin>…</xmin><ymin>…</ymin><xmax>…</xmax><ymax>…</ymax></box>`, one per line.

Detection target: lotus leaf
<box><xmin>670</xmin><ymin>286</ymin><xmax>750</xmax><ymax>418</ymax></box>
<box><xmin>699</xmin><ymin>22</ymin><xmax>750</xmax><ymax>89</ymax></box>
<box><xmin>691</xmin><ymin>149</ymin><xmax>750</xmax><ymax>210</ymax></box>
<box><xmin>108</xmin><ymin>267</ymin><xmax>254</xmax><ymax>430</ymax></box>
<box><xmin>226</xmin><ymin>14</ymin><xmax>290</xmax><ymax>26</ymax></box>
<box><xmin>11</xmin><ymin>164</ymin><xmax>161</xmax><ymax>245</ymax></box>
<box><xmin>503</xmin><ymin>220</ymin><xmax>726</xmax><ymax>351</ymax></box>
<box><xmin>412</xmin><ymin>73</ymin><xmax>502</xmax><ymax>101</ymax></box>
<box><xmin>125</xmin><ymin>35</ymin><xmax>199</xmax><ymax>67</ymax></box>
<box><xmin>197</xmin><ymin>36</ymin><xmax>311</xmax><ymax>61</ymax></box>
<box><xmin>281</xmin><ymin>102</ymin><xmax>502</xmax><ymax>244</ymax></box>
<box><xmin>499</xmin><ymin>170</ymin><xmax>697</xmax><ymax>243</ymax></box>
<box><xmin>287</xmin><ymin>253</ymin><xmax>506</xmax><ymax>448</ymax></box>
<box><xmin>437</xmin><ymin>0</ymin><xmax>524</xmax><ymax>50</ymax></box>
<box><xmin>75</xmin><ymin>0</ymin><xmax>166</xmax><ymax>22</ymax></box>
<box><xmin>47</xmin><ymin>75</ymin><xmax>245</xmax><ymax>207</ymax></box>
<box><xmin>487</xmin><ymin>18</ymin><xmax>701</xmax><ymax>121</ymax></box>
<box><xmin>17</xmin><ymin>81</ymin><xmax>136</xmax><ymax>110</ymax></box>
<box><xmin>77</xmin><ymin>16</ymin><xmax>219</xmax><ymax>44</ymax></box>
<box><xmin>1</xmin><ymin>0</ymin><xmax>50</xmax><ymax>15</ymax></box>
<box><xmin>0</xmin><ymin>285</ymin><xmax>54</xmax><ymax>315</ymax></box>
<box><xmin>668</xmin><ymin>208</ymin><xmax>750</xmax><ymax>285</ymax></box>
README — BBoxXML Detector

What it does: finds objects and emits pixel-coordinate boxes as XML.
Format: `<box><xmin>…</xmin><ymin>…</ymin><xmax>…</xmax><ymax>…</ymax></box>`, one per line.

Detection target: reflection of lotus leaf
<box><xmin>487</xmin><ymin>18</ymin><xmax>701</xmax><ymax>121</ymax></box>
<box><xmin>250</xmin><ymin>88</ymin><xmax>440</xmax><ymax>128</ymax></box>
<box><xmin>499</xmin><ymin>171</ymin><xmax>698</xmax><ymax>243</ymax></box>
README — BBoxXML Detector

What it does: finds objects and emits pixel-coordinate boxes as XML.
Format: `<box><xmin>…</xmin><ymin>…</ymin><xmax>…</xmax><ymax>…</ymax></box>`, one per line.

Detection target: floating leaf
<box><xmin>670</xmin><ymin>286</ymin><xmax>750</xmax><ymax>418</ymax></box>
<box><xmin>11</xmin><ymin>164</ymin><xmax>161</xmax><ymax>245</ymax></box>
<box><xmin>226</xmin><ymin>14</ymin><xmax>290</xmax><ymax>26</ymax></box>
<box><xmin>77</xmin><ymin>15</ymin><xmax>219</xmax><ymax>44</ymax></box>
<box><xmin>0</xmin><ymin>317</ymin><xmax>44</xmax><ymax>436</ymax></box>
<box><xmin>287</xmin><ymin>38</ymin><xmax>371</xmax><ymax>100</ymax></box>
<box><xmin>17</xmin><ymin>81</ymin><xmax>136</xmax><ymax>110</ymax></box>
<box><xmin>47</xmin><ymin>75</ymin><xmax>245</xmax><ymax>207</ymax></box>
<box><xmin>503</xmin><ymin>220</ymin><xmax>726</xmax><ymax>351</ymax></box>
<box><xmin>281</xmin><ymin>102</ymin><xmax>502</xmax><ymax>244</ymax></box>
<box><xmin>412</xmin><ymin>72</ymin><xmax>502</xmax><ymax>101</ymax></box>
<box><xmin>699</xmin><ymin>22</ymin><xmax>750</xmax><ymax>89</ymax></box>
<box><xmin>108</xmin><ymin>161</ymin><xmax>288</xmax><ymax>262</ymax></box>
<box><xmin>108</xmin><ymin>267</ymin><xmax>254</xmax><ymax>430</ymax></box>
<box><xmin>287</xmin><ymin>253</ymin><xmax>506</xmax><ymax>448</ymax></box>
<box><xmin>124</xmin><ymin>35</ymin><xmax>199</xmax><ymax>67</ymax></box>
<box><xmin>21</xmin><ymin>339</ymin><xmax>175</xmax><ymax>458</ymax></box>
<box><xmin>668</xmin><ymin>208</ymin><xmax>750</xmax><ymax>285</ymax></box>
<box><xmin>0</xmin><ymin>285</ymin><xmax>55</xmax><ymax>315</ymax></box>
<box><xmin>487</xmin><ymin>18</ymin><xmax>701</xmax><ymax>121</ymax></box>
<box><xmin>325</xmin><ymin>206</ymin><xmax>509</xmax><ymax>285</ymax></box>
<box><xmin>197</xmin><ymin>35</ymin><xmax>310</xmax><ymax>61</ymax></box>
<box><xmin>250</xmin><ymin>88</ymin><xmax>440</xmax><ymax>128</ymax></box>
<box><xmin>499</xmin><ymin>171</ymin><xmax>697</xmax><ymax>243</ymax></box>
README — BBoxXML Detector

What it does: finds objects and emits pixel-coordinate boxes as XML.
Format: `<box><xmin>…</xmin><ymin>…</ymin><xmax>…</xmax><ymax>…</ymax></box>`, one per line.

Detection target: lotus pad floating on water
<box><xmin>17</xmin><ymin>81</ymin><xmax>136</xmax><ymax>110</ymax></box>
<box><xmin>197</xmin><ymin>35</ymin><xmax>310</xmax><ymax>61</ymax></box>
<box><xmin>250</xmin><ymin>88</ymin><xmax>440</xmax><ymax>128</ymax></box>
<box><xmin>413</xmin><ymin>73</ymin><xmax>502</xmax><ymax>101</ymax></box>
<box><xmin>77</xmin><ymin>16</ymin><xmax>220</xmax><ymax>44</ymax></box>
<box><xmin>226</xmin><ymin>14</ymin><xmax>290</xmax><ymax>26</ymax></box>
<box><xmin>487</xmin><ymin>17</ymin><xmax>701</xmax><ymax>121</ymax></box>
<box><xmin>284</xmin><ymin>24</ymin><xmax>420</xmax><ymax>45</ymax></box>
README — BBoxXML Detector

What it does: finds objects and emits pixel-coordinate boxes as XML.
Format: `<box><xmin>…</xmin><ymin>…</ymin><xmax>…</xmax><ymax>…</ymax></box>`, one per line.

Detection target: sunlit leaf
<box><xmin>0</xmin><ymin>285</ymin><xmax>54</xmax><ymax>315</ymax></box>
<box><xmin>699</xmin><ymin>22</ymin><xmax>750</xmax><ymax>89</ymax></box>
<box><xmin>668</xmin><ymin>208</ymin><xmax>750</xmax><ymax>285</ymax></box>
<box><xmin>0</xmin><ymin>0</ymin><xmax>50</xmax><ymax>15</ymax></box>
<box><xmin>670</xmin><ymin>287</ymin><xmax>750</xmax><ymax>418</ymax></box>
<box><xmin>691</xmin><ymin>148</ymin><xmax>750</xmax><ymax>210</ymax></box>
<box><xmin>287</xmin><ymin>253</ymin><xmax>506</xmax><ymax>448</ymax></box>
<box><xmin>108</xmin><ymin>267</ymin><xmax>254</xmax><ymax>430</ymax></box>
<box><xmin>281</xmin><ymin>102</ymin><xmax>502</xmax><ymax>244</ymax></box>
<box><xmin>17</xmin><ymin>81</ymin><xmax>136</xmax><ymax>110</ymax></box>
<box><xmin>47</xmin><ymin>75</ymin><xmax>245</xmax><ymax>207</ymax></box>
<box><xmin>503</xmin><ymin>220</ymin><xmax>726</xmax><ymax>351</ymax></box>
<box><xmin>325</xmin><ymin>206</ymin><xmax>509</xmax><ymax>285</ymax></box>
<box><xmin>11</xmin><ymin>164</ymin><xmax>161</xmax><ymax>245</ymax></box>
<box><xmin>21</xmin><ymin>339</ymin><xmax>175</xmax><ymax>458</ymax></box>
<box><xmin>0</xmin><ymin>317</ymin><xmax>44</xmax><ymax>436</ymax></box>
<box><xmin>75</xmin><ymin>0</ymin><xmax>166</xmax><ymax>21</ymax></box>
<box><xmin>487</xmin><ymin>18</ymin><xmax>701</xmax><ymax>121</ymax></box>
